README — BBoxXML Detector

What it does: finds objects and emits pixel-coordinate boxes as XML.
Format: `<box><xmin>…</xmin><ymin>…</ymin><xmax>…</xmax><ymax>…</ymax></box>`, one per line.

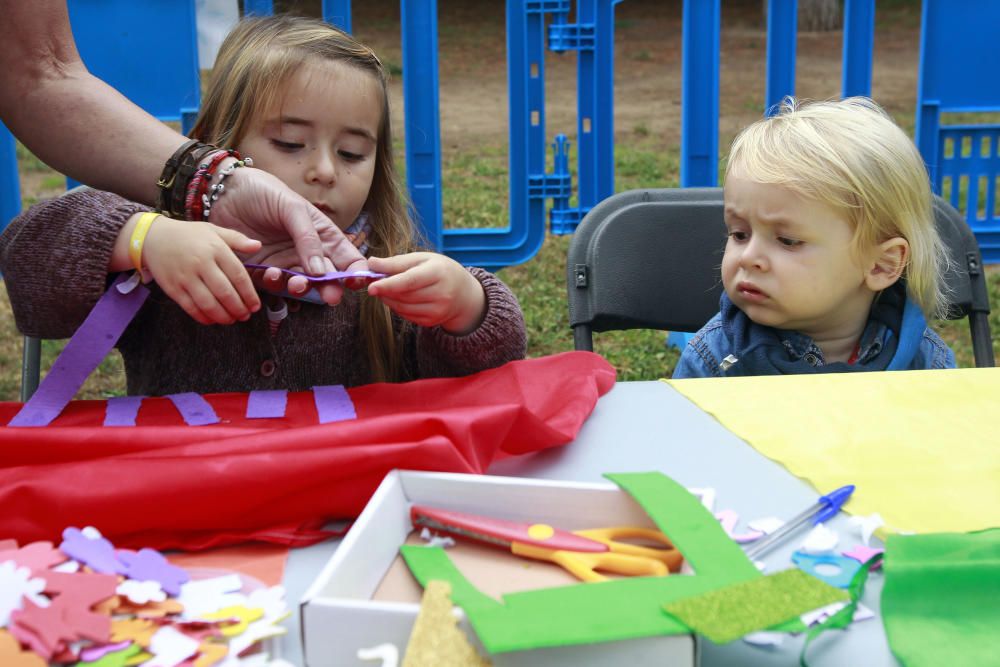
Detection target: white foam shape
<box><xmin>0</xmin><ymin>561</ymin><xmax>49</xmax><ymax>626</ymax></box>
<box><xmin>743</xmin><ymin>631</ymin><xmax>785</xmax><ymax>647</ymax></box>
<box><xmin>247</xmin><ymin>585</ymin><xmax>287</xmax><ymax>621</ymax></box>
<box><xmin>848</xmin><ymin>513</ymin><xmax>884</xmax><ymax>546</ymax></box>
<box><xmin>754</xmin><ymin>560</ymin><xmax>767</xmax><ymax>573</ymax></box>
<box><xmin>178</xmin><ymin>574</ymin><xmax>246</xmax><ymax>620</ymax></box>
<box><xmin>81</xmin><ymin>526</ymin><xmax>104</xmax><ymax>539</ymax></box>
<box><xmin>688</xmin><ymin>487</ymin><xmax>716</xmax><ymax>512</ymax></box>
<box><xmin>228</xmin><ymin>615</ymin><xmax>289</xmax><ymax>656</ymax></box>
<box><xmin>52</xmin><ymin>560</ymin><xmax>81</xmax><ymax>573</ymax></box>
<box><xmin>217</xmin><ymin>653</ymin><xmax>273</xmax><ymax>667</ymax></box>
<box><xmin>117</xmin><ymin>579</ymin><xmax>167</xmax><ymax>604</ymax></box>
<box><xmin>419</xmin><ymin>527</ymin><xmax>432</xmax><ymax>541</ymax></box>
<box><xmin>800</xmin><ymin>523</ymin><xmax>839</xmax><ymax>554</ymax></box>
<box><xmin>801</xmin><ymin>600</ymin><xmax>876</xmax><ymax>627</ymax></box>
<box><xmin>358</xmin><ymin>643</ymin><xmax>400</xmax><ymax>666</ymax></box>
<box><xmin>145</xmin><ymin>625</ymin><xmax>201</xmax><ymax>667</ymax></box>
<box><xmin>428</xmin><ymin>535</ymin><xmax>456</xmax><ymax>548</ymax></box>
<box><xmin>801</xmin><ymin>601</ymin><xmax>846</xmax><ymax>626</ymax></box>
<box><xmin>747</xmin><ymin>517</ymin><xmax>784</xmax><ymax>535</ymax></box>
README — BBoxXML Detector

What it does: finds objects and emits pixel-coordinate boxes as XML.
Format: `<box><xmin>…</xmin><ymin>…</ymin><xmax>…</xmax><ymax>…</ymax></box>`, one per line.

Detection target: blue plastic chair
<box><xmin>915</xmin><ymin>0</ymin><xmax>1000</xmax><ymax>262</ymax></box>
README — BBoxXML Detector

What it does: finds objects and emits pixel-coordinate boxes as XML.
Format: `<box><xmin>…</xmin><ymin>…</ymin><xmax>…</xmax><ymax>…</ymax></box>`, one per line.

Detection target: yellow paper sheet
<box><xmin>665</xmin><ymin>368</ymin><xmax>1000</xmax><ymax>534</ymax></box>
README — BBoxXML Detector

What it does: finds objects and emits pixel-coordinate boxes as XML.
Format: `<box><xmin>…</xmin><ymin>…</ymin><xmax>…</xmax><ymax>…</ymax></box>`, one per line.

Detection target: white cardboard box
<box><xmin>300</xmin><ymin>470</ymin><xmax>698</xmax><ymax>666</ymax></box>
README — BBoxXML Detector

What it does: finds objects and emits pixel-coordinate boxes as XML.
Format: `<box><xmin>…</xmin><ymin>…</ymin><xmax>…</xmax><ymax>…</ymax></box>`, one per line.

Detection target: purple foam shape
<box><xmin>313</xmin><ymin>385</ymin><xmax>357</xmax><ymax>424</ymax></box>
<box><xmin>8</xmin><ymin>274</ymin><xmax>149</xmax><ymax>427</ymax></box>
<box><xmin>59</xmin><ymin>527</ymin><xmax>127</xmax><ymax>575</ymax></box>
<box><xmin>79</xmin><ymin>640</ymin><xmax>132</xmax><ymax>662</ymax></box>
<box><xmin>104</xmin><ymin>395</ymin><xmax>145</xmax><ymax>426</ymax></box>
<box><xmin>243</xmin><ymin>263</ymin><xmax>386</xmax><ymax>282</ymax></box>
<box><xmin>166</xmin><ymin>392</ymin><xmax>220</xmax><ymax>426</ymax></box>
<box><xmin>117</xmin><ymin>548</ymin><xmax>190</xmax><ymax>596</ymax></box>
<box><xmin>246</xmin><ymin>390</ymin><xmax>288</xmax><ymax>419</ymax></box>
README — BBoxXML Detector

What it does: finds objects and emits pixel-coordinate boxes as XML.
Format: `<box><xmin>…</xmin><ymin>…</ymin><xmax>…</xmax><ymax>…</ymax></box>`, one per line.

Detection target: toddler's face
<box><xmin>721</xmin><ymin>174</ymin><xmax>877</xmax><ymax>341</ymax></box>
<box><xmin>238</xmin><ymin>58</ymin><xmax>382</xmax><ymax>233</ymax></box>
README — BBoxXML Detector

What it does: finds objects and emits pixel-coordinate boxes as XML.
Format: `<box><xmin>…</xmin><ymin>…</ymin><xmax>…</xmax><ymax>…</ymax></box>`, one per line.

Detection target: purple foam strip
<box><xmin>313</xmin><ymin>385</ymin><xmax>357</xmax><ymax>424</ymax></box>
<box><xmin>104</xmin><ymin>395</ymin><xmax>144</xmax><ymax>426</ymax></box>
<box><xmin>9</xmin><ymin>274</ymin><xmax>150</xmax><ymax>427</ymax></box>
<box><xmin>243</xmin><ymin>263</ymin><xmax>386</xmax><ymax>282</ymax></box>
<box><xmin>166</xmin><ymin>392</ymin><xmax>220</xmax><ymax>426</ymax></box>
<box><xmin>246</xmin><ymin>390</ymin><xmax>288</xmax><ymax>419</ymax></box>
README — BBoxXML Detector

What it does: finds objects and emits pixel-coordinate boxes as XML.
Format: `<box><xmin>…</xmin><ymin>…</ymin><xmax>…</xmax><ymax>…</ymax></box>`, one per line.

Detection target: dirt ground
<box><xmin>348</xmin><ymin>0</ymin><xmax>922</xmax><ymax>156</ymax></box>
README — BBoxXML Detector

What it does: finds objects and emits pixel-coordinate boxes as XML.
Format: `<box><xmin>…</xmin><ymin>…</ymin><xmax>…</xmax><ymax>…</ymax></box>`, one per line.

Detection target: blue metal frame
<box><xmin>841</xmin><ymin>0</ymin><xmax>874</xmax><ymax>98</ymax></box>
<box><xmin>244</xmin><ymin>0</ymin><xmax>352</xmax><ymax>31</ymax></box>
<box><xmin>0</xmin><ymin>123</ymin><xmax>21</xmax><ymax>234</ymax></box>
<box><xmin>680</xmin><ymin>0</ymin><xmax>719</xmax><ymax>188</ymax></box>
<box><xmin>915</xmin><ymin>0</ymin><xmax>1000</xmax><ymax>261</ymax></box>
<box><xmin>765</xmin><ymin>0</ymin><xmax>796</xmax><ymax>114</ymax></box>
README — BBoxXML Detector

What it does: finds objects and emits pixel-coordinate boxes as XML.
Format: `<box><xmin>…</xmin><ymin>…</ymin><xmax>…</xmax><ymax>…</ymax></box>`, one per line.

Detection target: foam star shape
<box><xmin>117</xmin><ymin>549</ymin><xmax>189</xmax><ymax>596</ymax></box>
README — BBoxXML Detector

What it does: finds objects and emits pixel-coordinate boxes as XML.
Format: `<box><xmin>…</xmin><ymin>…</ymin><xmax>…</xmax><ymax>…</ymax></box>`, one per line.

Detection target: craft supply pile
<box><xmin>0</xmin><ymin>527</ymin><xmax>290</xmax><ymax>666</ymax></box>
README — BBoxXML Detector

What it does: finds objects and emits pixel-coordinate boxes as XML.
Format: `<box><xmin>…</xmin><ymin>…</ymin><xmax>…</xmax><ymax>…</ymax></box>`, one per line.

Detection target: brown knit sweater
<box><xmin>0</xmin><ymin>189</ymin><xmax>527</xmax><ymax>396</ymax></box>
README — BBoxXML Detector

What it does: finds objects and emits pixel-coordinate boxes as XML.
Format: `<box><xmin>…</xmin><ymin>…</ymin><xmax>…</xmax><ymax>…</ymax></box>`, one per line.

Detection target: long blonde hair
<box><xmin>191</xmin><ymin>15</ymin><xmax>416</xmax><ymax>381</ymax></box>
<box><xmin>726</xmin><ymin>97</ymin><xmax>948</xmax><ymax>318</ymax></box>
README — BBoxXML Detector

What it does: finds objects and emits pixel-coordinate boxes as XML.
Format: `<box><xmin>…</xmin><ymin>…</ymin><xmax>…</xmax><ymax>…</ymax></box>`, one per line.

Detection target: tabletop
<box><xmin>276</xmin><ymin>380</ymin><xmax>896</xmax><ymax>666</ymax></box>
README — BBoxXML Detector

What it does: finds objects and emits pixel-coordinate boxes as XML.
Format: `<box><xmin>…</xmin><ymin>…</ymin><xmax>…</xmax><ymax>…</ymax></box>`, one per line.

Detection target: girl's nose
<box><xmin>307</xmin><ymin>150</ymin><xmax>337</xmax><ymax>186</ymax></box>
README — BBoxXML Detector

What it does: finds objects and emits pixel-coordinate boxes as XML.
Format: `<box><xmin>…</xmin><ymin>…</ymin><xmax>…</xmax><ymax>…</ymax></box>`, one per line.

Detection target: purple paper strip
<box><xmin>243</xmin><ymin>263</ymin><xmax>386</xmax><ymax>282</ymax></box>
<box><xmin>8</xmin><ymin>274</ymin><xmax>150</xmax><ymax>427</ymax></box>
<box><xmin>166</xmin><ymin>392</ymin><xmax>220</xmax><ymax>426</ymax></box>
<box><xmin>313</xmin><ymin>385</ymin><xmax>357</xmax><ymax>424</ymax></box>
<box><xmin>104</xmin><ymin>395</ymin><xmax>144</xmax><ymax>427</ymax></box>
<box><xmin>246</xmin><ymin>390</ymin><xmax>288</xmax><ymax>419</ymax></box>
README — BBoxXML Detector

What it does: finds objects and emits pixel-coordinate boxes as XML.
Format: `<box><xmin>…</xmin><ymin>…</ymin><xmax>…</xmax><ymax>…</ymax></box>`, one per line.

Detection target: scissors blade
<box><xmin>410</xmin><ymin>505</ymin><xmax>609</xmax><ymax>553</ymax></box>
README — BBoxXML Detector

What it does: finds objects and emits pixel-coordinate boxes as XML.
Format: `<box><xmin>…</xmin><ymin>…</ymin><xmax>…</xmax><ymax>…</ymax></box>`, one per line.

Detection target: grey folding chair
<box><xmin>567</xmin><ymin>188</ymin><xmax>726</xmax><ymax>352</ymax></box>
<box><xmin>567</xmin><ymin>188</ymin><xmax>994</xmax><ymax>367</ymax></box>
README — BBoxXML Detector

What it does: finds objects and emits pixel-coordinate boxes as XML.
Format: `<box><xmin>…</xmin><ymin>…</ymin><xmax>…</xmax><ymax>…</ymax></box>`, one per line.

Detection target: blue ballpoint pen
<box><xmin>743</xmin><ymin>485</ymin><xmax>855</xmax><ymax>560</ymax></box>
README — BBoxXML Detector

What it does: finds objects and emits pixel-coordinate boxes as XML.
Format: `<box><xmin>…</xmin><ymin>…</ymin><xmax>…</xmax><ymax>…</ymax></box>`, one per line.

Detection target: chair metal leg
<box><xmin>573</xmin><ymin>326</ymin><xmax>594</xmax><ymax>352</ymax></box>
<box><xmin>20</xmin><ymin>335</ymin><xmax>41</xmax><ymax>401</ymax></box>
<box><xmin>969</xmin><ymin>313</ymin><xmax>996</xmax><ymax>368</ymax></box>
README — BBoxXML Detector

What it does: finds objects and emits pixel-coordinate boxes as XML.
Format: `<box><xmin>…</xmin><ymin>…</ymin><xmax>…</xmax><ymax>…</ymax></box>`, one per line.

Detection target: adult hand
<box><xmin>210</xmin><ymin>164</ymin><xmax>368</xmax><ymax>305</ymax></box>
<box><xmin>143</xmin><ymin>217</ymin><xmax>262</xmax><ymax>325</ymax></box>
<box><xmin>366</xmin><ymin>253</ymin><xmax>487</xmax><ymax>335</ymax></box>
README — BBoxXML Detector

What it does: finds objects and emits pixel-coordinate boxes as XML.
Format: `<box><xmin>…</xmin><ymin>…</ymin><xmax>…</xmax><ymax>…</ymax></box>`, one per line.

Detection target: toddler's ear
<box><xmin>865</xmin><ymin>237</ymin><xmax>908</xmax><ymax>292</ymax></box>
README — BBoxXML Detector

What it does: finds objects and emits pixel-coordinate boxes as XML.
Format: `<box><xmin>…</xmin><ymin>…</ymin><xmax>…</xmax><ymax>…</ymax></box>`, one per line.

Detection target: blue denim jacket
<box><xmin>673</xmin><ymin>284</ymin><xmax>956</xmax><ymax>378</ymax></box>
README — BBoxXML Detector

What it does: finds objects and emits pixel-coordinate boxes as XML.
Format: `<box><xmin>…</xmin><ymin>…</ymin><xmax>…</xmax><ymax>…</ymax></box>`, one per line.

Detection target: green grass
<box><xmin>2</xmin><ymin>131</ymin><xmax>999</xmax><ymax>401</ymax></box>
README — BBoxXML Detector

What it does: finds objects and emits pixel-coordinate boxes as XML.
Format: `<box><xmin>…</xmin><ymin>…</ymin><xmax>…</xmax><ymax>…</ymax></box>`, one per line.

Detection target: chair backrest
<box><xmin>567</xmin><ymin>188</ymin><xmax>725</xmax><ymax>352</ymax></box>
<box><xmin>933</xmin><ymin>195</ymin><xmax>995</xmax><ymax>367</ymax></box>
<box><xmin>567</xmin><ymin>188</ymin><xmax>994</xmax><ymax>368</ymax></box>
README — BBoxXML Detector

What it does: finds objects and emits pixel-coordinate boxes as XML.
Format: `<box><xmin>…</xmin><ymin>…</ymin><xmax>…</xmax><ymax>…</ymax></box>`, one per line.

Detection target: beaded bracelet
<box><xmin>184</xmin><ymin>149</ymin><xmax>235</xmax><ymax>221</ymax></box>
<box><xmin>170</xmin><ymin>143</ymin><xmax>219</xmax><ymax>218</ymax></box>
<box><xmin>201</xmin><ymin>156</ymin><xmax>254</xmax><ymax>220</ymax></box>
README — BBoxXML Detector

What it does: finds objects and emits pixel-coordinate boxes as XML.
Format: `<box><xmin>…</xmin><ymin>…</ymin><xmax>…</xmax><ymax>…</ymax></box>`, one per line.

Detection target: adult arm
<box><xmin>0</xmin><ymin>0</ymin><xmax>367</xmax><ymax>293</ymax></box>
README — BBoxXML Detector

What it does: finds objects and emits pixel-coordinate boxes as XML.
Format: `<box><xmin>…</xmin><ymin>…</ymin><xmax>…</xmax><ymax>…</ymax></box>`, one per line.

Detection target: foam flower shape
<box><xmin>59</xmin><ymin>527</ymin><xmax>125</xmax><ymax>575</ymax></box>
<box><xmin>116</xmin><ymin>580</ymin><xmax>167</xmax><ymax>605</ymax></box>
<box><xmin>0</xmin><ymin>561</ymin><xmax>48</xmax><ymax>627</ymax></box>
<box><xmin>117</xmin><ymin>549</ymin><xmax>189</xmax><ymax>596</ymax></box>
<box><xmin>0</xmin><ymin>542</ymin><xmax>67</xmax><ymax>575</ymax></box>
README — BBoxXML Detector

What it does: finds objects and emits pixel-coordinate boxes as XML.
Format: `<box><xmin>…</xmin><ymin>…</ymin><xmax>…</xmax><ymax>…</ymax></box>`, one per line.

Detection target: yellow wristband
<box><xmin>129</xmin><ymin>212</ymin><xmax>159</xmax><ymax>273</ymax></box>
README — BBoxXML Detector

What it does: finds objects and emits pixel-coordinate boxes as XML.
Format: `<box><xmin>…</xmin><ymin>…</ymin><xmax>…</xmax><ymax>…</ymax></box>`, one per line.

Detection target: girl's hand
<box><xmin>366</xmin><ymin>253</ymin><xmax>487</xmax><ymax>334</ymax></box>
<box><xmin>141</xmin><ymin>217</ymin><xmax>262</xmax><ymax>325</ymax></box>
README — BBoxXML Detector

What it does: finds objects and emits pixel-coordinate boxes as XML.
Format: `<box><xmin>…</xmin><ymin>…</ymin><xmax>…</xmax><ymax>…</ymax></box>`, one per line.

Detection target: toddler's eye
<box><xmin>777</xmin><ymin>236</ymin><xmax>803</xmax><ymax>247</ymax></box>
<box><xmin>728</xmin><ymin>230</ymin><xmax>749</xmax><ymax>242</ymax></box>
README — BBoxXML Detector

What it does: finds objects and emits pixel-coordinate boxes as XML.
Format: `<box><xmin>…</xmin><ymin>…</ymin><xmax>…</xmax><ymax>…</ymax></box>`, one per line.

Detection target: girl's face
<box><xmin>721</xmin><ymin>174</ymin><xmax>878</xmax><ymax>342</ymax></box>
<box><xmin>238</xmin><ymin>58</ymin><xmax>382</xmax><ymax>232</ymax></box>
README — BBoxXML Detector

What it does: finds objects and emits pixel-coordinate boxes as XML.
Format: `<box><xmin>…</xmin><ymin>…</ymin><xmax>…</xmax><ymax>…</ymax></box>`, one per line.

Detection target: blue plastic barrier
<box><xmin>0</xmin><ymin>123</ymin><xmax>21</xmax><ymax>234</ymax></box>
<box><xmin>915</xmin><ymin>0</ymin><xmax>1000</xmax><ymax>261</ymax></box>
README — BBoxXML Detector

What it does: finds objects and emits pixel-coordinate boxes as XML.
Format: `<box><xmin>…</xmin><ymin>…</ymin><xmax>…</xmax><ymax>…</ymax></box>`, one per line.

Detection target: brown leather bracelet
<box><xmin>156</xmin><ymin>139</ymin><xmax>200</xmax><ymax>212</ymax></box>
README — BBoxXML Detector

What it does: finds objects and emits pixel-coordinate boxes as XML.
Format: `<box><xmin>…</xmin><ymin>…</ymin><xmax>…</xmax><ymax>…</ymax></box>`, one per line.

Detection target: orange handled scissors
<box><xmin>410</xmin><ymin>505</ymin><xmax>682</xmax><ymax>583</ymax></box>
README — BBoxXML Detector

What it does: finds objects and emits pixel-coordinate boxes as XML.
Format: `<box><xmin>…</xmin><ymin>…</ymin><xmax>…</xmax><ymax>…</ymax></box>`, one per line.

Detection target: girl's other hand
<box><xmin>366</xmin><ymin>253</ymin><xmax>487</xmax><ymax>334</ymax></box>
<box><xmin>143</xmin><ymin>218</ymin><xmax>262</xmax><ymax>325</ymax></box>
